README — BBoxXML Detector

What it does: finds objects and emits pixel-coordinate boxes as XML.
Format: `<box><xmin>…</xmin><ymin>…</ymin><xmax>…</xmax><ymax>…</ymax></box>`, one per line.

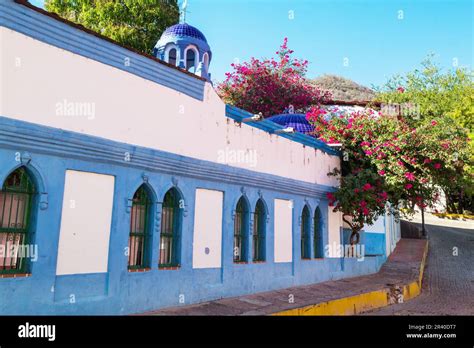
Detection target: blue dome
<box><xmin>267</xmin><ymin>114</ymin><xmax>314</xmax><ymax>135</ymax></box>
<box><xmin>161</xmin><ymin>23</ymin><xmax>207</xmax><ymax>42</ymax></box>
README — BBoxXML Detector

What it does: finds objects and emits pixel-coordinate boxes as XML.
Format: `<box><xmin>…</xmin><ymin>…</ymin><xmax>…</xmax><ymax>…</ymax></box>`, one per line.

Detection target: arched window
<box><xmin>159</xmin><ymin>188</ymin><xmax>181</xmax><ymax>267</ymax></box>
<box><xmin>202</xmin><ymin>53</ymin><xmax>209</xmax><ymax>74</ymax></box>
<box><xmin>128</xmin><ymin>185</ymin><xmax>152</xmax><ymax>270</ymax></box>
<box><xmin>252</xmin><ymin>199</ymin><xmax>266</xmax><ymax>262</ymax></box>
<box><xmin>314</xmin><ymin>207</ymin><xmax>324</xmax><ymax>258</ymax></box>
<box><xmin>168</xmin><ymin>48</ymin><xmax>177</xmax><ymax>66</ymax></box>
<box><xmin>0</xmin><ymin>167</ymin><xmax>35</xmax><ymax>274</ymax></box>
<box><xmin>186</xmin><ymin>49</ymin><xmax>196</xmax><ymax>72</ymax></box>
<box><xmin>301</xmin><ymin>205</ymin><xmax>311</xmax><ymax>259</ymax></box>
<box><xmin>233</xmin><ymin>196</ymin><xmax>249</xmax><ymax>263</ymax></box>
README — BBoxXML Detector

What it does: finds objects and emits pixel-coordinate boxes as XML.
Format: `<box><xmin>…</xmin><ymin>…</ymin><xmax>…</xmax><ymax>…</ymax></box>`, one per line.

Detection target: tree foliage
<box><xmin>217</xmin><ymin>38</ymin><xmax>330</xmax><ymax>117</ymax></box>
<box><xmin>45</xmin><ymin>0</ymin><xmax>179</xmax><ymax>55</ymax></box>
<box><xmin>376</xmin><ymin>55</ymin><xmax>474</xmax><ymax>133</ymax></box>
<box><xmin>376</xmin><ymin>56</ymin><xmax>474</xmax><ymax>213</ymax></box>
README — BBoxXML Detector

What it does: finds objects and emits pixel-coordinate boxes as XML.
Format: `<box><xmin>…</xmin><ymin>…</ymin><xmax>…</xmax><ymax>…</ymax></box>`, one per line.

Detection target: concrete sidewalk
<box><xmin>144</xmin><ymin>238</ymin><xmax>428</xmax><ymax>315</ymax></box>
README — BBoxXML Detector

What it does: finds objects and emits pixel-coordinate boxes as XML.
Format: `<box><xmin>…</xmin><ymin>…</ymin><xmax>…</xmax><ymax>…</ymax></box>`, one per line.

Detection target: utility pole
<box><xmin>421</xmin><ymin>204</ymin><xmax>426</xmax><ymax>237</ymax></box>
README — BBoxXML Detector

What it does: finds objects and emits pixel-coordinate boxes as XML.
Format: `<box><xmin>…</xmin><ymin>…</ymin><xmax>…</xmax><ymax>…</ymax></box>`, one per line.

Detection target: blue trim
<box><xmin>0</xmin><ymin>0</ymin><xmax>206</xmax><ymax>101</ymax></box>
<box><xmin>225</xmin><ymin>105</ymin><xmax>340</xmax><ymax>156</ymax></box>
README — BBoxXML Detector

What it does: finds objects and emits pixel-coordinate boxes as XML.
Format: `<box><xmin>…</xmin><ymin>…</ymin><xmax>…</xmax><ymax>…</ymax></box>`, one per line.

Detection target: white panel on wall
<box><xmin>328</xmin><ymin>209</ymin><xmax>342</xmax><ymax>257</ymax></box>
<box><xmin>274</xmin><ymin>199</ymin><xmax>293</xmax><ymax>263</ymax></box>
<box><xmin>363</xmin><ymin>215</ymin><xmax>385</xmax><ymax>233</ymax></box>
<box><xmin>192</xmin><ymin>189</ymin><xmax>223</xmax><ymax>269</ymax></box>
<box><xmin>56</xmin><ymin>170</ymin><xmax>115</xmax><ymax>275</ymax></box>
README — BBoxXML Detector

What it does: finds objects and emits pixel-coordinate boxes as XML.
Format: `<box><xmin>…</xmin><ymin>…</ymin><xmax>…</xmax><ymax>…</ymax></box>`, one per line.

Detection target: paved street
<box><xmin>365</xmin><ymin>216</ymin><xmax>474</xmax><ymax>315</ymax></box>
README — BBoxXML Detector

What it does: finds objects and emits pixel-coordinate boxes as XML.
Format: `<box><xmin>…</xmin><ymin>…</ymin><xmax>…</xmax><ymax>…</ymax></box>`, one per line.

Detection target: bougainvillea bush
<box><xmin>307</xmin><ymin>107</ymin><xmax>471</xmax><ymax>243</ymax></box>
<box><xmin>217</xmin><ymin>38</ymin><xmax>331</xmax><ymax>117</ymax></box>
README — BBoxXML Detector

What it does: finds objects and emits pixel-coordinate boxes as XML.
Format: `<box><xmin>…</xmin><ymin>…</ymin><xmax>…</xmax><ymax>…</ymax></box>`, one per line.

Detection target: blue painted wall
<box><xmin>342</xmin><ymin>229</ymin><xmax>386</xmax><ymax>257</ymax></box>
<box><xmin>0</xmin><ymin>117</ymin><xmax>385</xmax><ymax>315</ymax></box>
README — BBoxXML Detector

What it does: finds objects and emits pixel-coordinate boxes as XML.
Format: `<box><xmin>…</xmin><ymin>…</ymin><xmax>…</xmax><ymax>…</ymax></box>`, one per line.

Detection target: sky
<box><xmin>31</xmin><ymin>0</ymin><xmax>473</xmax><ymax>89</ymax></box>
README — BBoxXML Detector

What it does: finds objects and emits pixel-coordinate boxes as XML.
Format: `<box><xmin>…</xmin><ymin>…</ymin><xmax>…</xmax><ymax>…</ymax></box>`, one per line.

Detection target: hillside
<box><xmin>312</xmin><ymin>75</ymin><xmax>376</xmax><ymax>102</ymax></box>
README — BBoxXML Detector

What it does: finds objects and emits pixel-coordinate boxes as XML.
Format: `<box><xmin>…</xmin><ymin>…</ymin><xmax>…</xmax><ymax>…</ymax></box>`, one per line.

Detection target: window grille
<box><xmin>252</xmin><ymin>199</ymin><xmax>266</xmax><ymax>262</ymax></box>
<box><xmin>314</xmin><ymin>208</ymin><xmax>324</xmax><ymax>258</ymax></box>
<box><xmin>233</xmin><ymin>197</ymin><xmax>248</xmax><ymax>263</ymax></box>
<box><xmin>0</xmin><ymin>167</ymin><xmax>35</xmax><ymax>274</ymax></box>
<box><xmin>159</xmin><ymin>189</ymin><xmax>180</xmax><ymax>267</ymax></box>
<box><xmin>128</xmin><ymin>186</ymin><xmax>151</xmax><ymax>269</ymax></box>
<box><xmin>301</xmin><ymin>206</ymin><xmax>311</xmax><ymax>259</ymax></box>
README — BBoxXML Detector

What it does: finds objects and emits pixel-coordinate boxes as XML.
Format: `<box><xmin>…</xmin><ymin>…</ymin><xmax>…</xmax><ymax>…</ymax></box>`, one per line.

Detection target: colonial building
<box><xmin>0</xmin><ymin>0</ymin><xmax>400</xmax><ymax>314</ymax></box>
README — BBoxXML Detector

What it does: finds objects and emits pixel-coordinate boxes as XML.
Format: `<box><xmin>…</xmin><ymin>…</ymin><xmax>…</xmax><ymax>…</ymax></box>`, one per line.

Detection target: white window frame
<box><xmin>164</xmin><ymin>44</ymin><xmax>180</xmax><ymax>66</ymax></box>
<box><xmin>184</xmin><ymin>45</ymin><xmax>199</xmax><ymax>73</ymax></box>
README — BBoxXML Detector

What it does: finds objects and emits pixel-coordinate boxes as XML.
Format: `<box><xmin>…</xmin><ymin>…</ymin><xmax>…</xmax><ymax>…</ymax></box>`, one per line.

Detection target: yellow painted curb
<box><xmin>403</xmin><ymin>239</ymin><xmax>429</xmax><ymax>301</ymax></box>
<box><xmin>273</xmin><ymin>240</ymin><xmax>429</xmax><ymax>316</ymax></box>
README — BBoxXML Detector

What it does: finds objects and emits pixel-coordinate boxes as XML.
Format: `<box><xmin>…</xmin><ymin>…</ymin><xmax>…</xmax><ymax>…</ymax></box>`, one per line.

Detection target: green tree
<box><xmin>376</xmin><ymin>55</ymin><xmax>474</xmax><ymax>133</ymax></box>
<box><xmin>376</xmin><ymin>56</ymin><xmax>474</xmax><ymax>213</ymax></box>
<box><xmin>45</xmin><ymin>0</ymin><xmax>180</xmax><ymax>55</ymax></box>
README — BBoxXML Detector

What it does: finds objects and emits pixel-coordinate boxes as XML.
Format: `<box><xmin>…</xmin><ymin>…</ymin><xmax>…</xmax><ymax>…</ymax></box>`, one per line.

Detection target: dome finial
<box><xmin>179</xmin><ymin>0</ymin><xmax>188</xmax><ymax>24</ymax></box>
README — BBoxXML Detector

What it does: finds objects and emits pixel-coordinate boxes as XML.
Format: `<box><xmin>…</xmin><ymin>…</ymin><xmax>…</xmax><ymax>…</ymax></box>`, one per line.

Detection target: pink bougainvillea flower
<box><xmin>434</xmin><ymin>163</ymin><xmax>442</xmax><ymax>169</ymax></box>
<box><xmin>405</xmin><ymin>183</ymin><xmax>413</xmax><ymax>189</ymax></box>
<box><xmin>431</xmin><ymin>120</ymin><xmax>437</xmax><ymax>126</ymax></box>
<box><xmin>404</xmin><ymin>172</ymin><xmax>415</xmax><ymax>181</ymax></box>
<box><xmin>378</xmin><ymin>170</ymin><xmax>386</xmax><ymax>176</ymax></box>
<box><xmin>362</xmin><ymin>183</ymin><xmax>372</xmax><ymax>191</ymax></box>
<box><xmin>397</xmin><ymin>87</ymin><xmax>405</xmax><ymax>93</ymax></box>
<box><xmin>362</xmin><ymin>208</ymin><xmax>369</xmax><ymax>216</ymax></box>
<box><xmin>379</xmin><ymin>191</ymin><xmax>388</xmax><ymax>200</ymax></box>
<box><xmin>423</xmin><ymin>158</ymin><xmax>432</xmax><ymax>164</ymax></box>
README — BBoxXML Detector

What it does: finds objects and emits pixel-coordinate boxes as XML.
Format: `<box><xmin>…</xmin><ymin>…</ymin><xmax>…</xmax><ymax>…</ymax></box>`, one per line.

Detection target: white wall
<box><xmin>192</xmin><ymin>189</ymin><xmax>223</xmax><ymax>269</ymax></box>
<box><xmin>56</xmin><ymin>170</ymin><xmax>115</xmax><ymax>275</ymax></box>
<box><xmin>363</xmin><ymin>216</ymin><xmax>385</xmax><ymax>234</ymax></box>
<box><xmin>274</xmin><ymin>199</ymin><xmax>293</xmax><ymax>263</ymax></box>
<box><xmin>328</xmin><ymin>209</ymin><xmax>342</xmax><ymax>256</ymax></box>
<box><xmin>1</xmin><ymin>28</ymin><xmax>339</xmax><ymax>188</ymax></box>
